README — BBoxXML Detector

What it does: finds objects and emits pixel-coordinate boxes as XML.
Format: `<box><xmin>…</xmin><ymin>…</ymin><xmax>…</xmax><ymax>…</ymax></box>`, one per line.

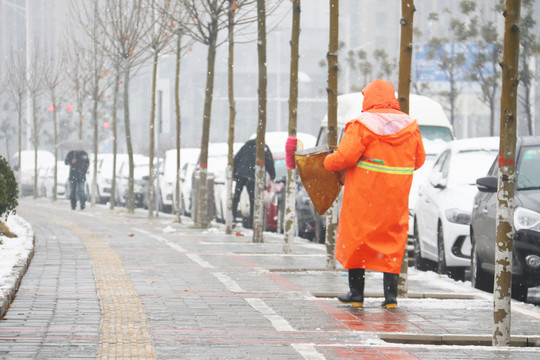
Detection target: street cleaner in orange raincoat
<box><xmin>324</xmin><ymin>79</ymin><xmax>425</xmax><ymax>309</ymax></box>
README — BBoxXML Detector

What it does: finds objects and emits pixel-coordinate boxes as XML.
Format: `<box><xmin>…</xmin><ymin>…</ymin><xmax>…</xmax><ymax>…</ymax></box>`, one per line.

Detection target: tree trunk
<box><xmin>109</xmin><ymin>68</ymin><xmax>120</xmax><ymax>210</ymax></box>
<box><xmin>92</xmin><ymin>78</ymin><xmax>99</xmax><ymax>208</ymax></box>
<box><xmin>196</xmin><ymin>19</ymin><xmax>218</xmax><ymax>228</ymax></box>
<box><xmin>148</xmin><ymin>50</ymin><xmax>159</xmax><ymax>217</ymax></box>
<box><xmin>32</xmin><ymin>95</ymin><xmax>38</xmax><ymax>200</ymax></box>
<box><xmin>493</xmin><ymin>0</ymin><xmax>520</xmax><ymax>347</ymax></box>
<box><xmin>226</xmin><ymin>0</ymin><xmax>237</xmax><ymax>235</ymax></box>
<box><xmin>124</xmin><ymin>63</ymin><xmax>135</xmax><ymax>213</ymax></box>
<box><xmin>284</xmin><ymin>0</ymin><xmax>301</xmax><ymax>253</ymax></box>
<box><xmin>17</xmin><ymin>106</ymin><xmax>22</xmax><ymax>195</ymax></box>
<box><xmin>52</xmin><ymin>93</ymin><xmax>58</xmax><ymax>201</ymax></box>
<box><xmin>397</xmin><ymin>0</ymin><xmax>415</xmax><ymax>297</ymax></box>
<box><xmin>253</xmin><ymin>0</ymin><xmax>268</xmax><ymax>243</ymax></box>
<box><xmin>175</xmin><ymin>31</ymin><xmax>182</xmax><ymax>223</ymax></box>
<box><xmin>325</xmin><ymin>0</ymin><xmax>339</xmax><ymax>269</ymax></box>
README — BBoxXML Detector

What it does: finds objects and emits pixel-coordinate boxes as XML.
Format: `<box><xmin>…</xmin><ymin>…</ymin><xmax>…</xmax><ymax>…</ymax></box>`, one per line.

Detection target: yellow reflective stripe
<box><xmin>356</xmin><ymin>160</ymin><xmax>414</xmax><ymax>175</ymax></box>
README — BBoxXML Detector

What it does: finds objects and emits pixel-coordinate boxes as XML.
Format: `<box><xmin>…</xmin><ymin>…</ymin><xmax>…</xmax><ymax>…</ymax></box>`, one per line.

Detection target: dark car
<box><xmin>265</xmin><ymin>153</ymin><xmax>286</xmax><ymax>233</ymax></box>
<box><xmin>470</xmin><ymin>136</ymin><xmax>540</xmax><ymax>301</ymax></box>
<box><xmin>295</xmin><ymin>182</ymin><xmax>326</xmax><ymax>243</ymax></box>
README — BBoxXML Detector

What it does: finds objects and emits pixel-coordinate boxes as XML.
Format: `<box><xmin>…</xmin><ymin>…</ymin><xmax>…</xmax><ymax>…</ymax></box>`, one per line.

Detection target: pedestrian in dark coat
<box><xmin>232</xmin><ymin>139</ymin><xmax>276</xmax><ymax>227</ymax></box>
<box><xmin>65</xmin><ymin>150</ymin><xmax>90</xmax><ymax>210</ymax></box>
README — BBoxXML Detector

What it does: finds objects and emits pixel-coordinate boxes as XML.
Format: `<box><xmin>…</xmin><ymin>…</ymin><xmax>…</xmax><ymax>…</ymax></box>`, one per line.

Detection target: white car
<box><xmin>11</xmin><ymin>150</ymin><xmax>55</xmax><ymax>196</ymax></box>
<box><xmin>114</xmin><ymin>154</ymin><xmax>149</xmax><ymax>206</ymax></box>
<box><xmin>211</xmin><ymin>143</ymin><xmax>242</xmax><ymax>223</ymax></box>
<box><xmin>41</xmin><ymin>161</ymin><xmax>70</xmax><ymax>199</ymax></box>
<box><xmin>414</xmin><ymin>137</ymin><xmax>499</xmax><ymax>280</ymax></box>
<box><xmin>159</xmin><ymin>148</ymin><xmax>200</xmax><ymax>213</ymax></box>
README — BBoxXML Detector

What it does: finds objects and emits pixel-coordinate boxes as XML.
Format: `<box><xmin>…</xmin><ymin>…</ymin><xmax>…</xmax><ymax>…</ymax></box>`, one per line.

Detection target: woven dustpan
<box><xmin>295</xmin><ymin>146</ymin><xmax>343</xmax><ymax>215</ymax></box>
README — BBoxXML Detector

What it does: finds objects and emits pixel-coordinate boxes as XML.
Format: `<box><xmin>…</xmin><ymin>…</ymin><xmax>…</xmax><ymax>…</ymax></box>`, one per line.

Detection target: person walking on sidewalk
<box><xmin>324</xmin><ymin>79</ymin><xmax>425</xmax><ymax>309</ymax></box>
<box><xmin>65</xmin><ymin>150</ymin><xmax>90</xmax><ymax>210</ymax></box>
<box><xmin>232</xmin><ymin>139</ymin><xmax>276</xmax><ymax>228</ymax></box>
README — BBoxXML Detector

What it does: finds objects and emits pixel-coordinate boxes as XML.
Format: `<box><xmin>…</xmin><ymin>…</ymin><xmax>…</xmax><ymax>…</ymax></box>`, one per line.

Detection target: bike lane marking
<box><xmin>62</xmin><ymin>223</ymin><xmax>157</xmax><ymax>359</ymax></box>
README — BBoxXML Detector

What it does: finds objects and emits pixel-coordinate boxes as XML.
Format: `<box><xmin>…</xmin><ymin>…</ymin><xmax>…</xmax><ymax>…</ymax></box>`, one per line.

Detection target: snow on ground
<box><xmin>0</xmin><ymin>214</ymin><xmax>34</xmax><ymax>296</ymax></box>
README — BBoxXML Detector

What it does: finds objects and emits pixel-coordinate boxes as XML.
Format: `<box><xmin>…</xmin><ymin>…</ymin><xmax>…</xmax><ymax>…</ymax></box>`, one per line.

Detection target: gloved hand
<box><xmin>285</xmin><ymin>135</ymin><xmax>297</xmax><ymax>169</ymax></box>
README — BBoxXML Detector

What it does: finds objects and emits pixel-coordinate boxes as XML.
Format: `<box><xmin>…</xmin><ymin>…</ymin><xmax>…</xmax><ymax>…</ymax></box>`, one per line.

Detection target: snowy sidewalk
<box><xmin>1</xmin><ymin>198</ymin><xmax>540</xmax><ymax>359</ymax></box>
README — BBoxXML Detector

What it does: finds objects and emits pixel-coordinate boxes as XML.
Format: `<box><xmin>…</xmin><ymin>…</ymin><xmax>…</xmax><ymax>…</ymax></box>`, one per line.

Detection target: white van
<box><xmin>308</xmin><ymin>92</ymin><xmax>455</xmax><ymax>244</ymax></box>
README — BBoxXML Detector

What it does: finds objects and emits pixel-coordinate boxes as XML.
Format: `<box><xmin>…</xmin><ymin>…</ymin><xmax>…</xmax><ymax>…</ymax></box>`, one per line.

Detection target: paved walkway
<box><xmin>1</xmin><ymin>198</ymin><xmax>540</xmax><ymax>359</ymax></box>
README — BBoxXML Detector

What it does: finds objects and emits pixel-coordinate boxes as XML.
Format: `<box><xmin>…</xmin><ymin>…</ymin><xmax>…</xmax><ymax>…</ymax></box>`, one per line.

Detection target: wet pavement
<box><xmin>1</xmin><ymin>198</ymin><xmax>540</xmax><ymax>359</ymax></box>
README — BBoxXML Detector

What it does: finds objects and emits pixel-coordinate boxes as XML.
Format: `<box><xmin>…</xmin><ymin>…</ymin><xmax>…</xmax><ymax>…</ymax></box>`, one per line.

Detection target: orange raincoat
<box><xmin>324</xmin><ymin>80</ymin><xmax>425</xmax><ymax>274</ymax></box>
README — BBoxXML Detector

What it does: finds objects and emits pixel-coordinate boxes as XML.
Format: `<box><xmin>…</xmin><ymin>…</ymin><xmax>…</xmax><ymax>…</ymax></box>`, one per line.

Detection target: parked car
<box><xmin>471</xmin><ymin>136</ymin><xmax>540</xmax><ymax>301</ymax></box>
<box><xmin>180</xmin><ymin>158</ymin><xmax>198</xmax><ymax>215</ymax></box>
<box><xmin>413</xmin><ymin>137</ymin><xmax>499</xmax><ymax>280</ymax></box>
<box><xmin>159</xmin><ymin>148</ymin><xmax>201</xmax><ymax>214</ymax></box>
<box><xmin>10</xmin><ymin>150</ymin><xmax>55</xmax><ymax>196</ymax></box>
<box><xmin>191</xmin><ymin>143</ymin><xmax>239</xmax><ymax>223</ymax></box>
<box><xmin>115</xmin><ymin>155</ymin><xmax>150</xmax><ymax>207</ymax></box>
<box><xmin>302</xmin><ymin>92</ymin><xmax>455</xmax><ymax>244</ymax></box>
<box><xmin>41</xmin><ymin>161</ymin><xmax>70</xmax><ymax>199</ymax></box>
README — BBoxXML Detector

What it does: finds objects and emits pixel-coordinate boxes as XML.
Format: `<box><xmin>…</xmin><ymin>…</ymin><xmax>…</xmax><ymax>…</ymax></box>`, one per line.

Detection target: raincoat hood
<box><xmin>362</xmin><ymin>79</ymin><xmax>400</xmax><ymax>113</ymax></box>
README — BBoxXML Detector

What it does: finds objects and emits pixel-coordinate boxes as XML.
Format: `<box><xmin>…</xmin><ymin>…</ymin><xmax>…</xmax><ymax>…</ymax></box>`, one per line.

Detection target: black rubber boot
<box><xmin>338</xmin><ymin>269</ymin><xmax>365</xmax><ymax>307</ymax></box>
<box><xmin>381</xmin><ymin>272</ymin><xmax>399</xmax><ymax>309</ymax></box>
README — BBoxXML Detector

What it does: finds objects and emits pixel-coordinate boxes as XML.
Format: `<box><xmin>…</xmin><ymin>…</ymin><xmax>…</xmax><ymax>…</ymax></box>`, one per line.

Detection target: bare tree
<box><xmin>397</xmin><ymin>0</ymin><xmax>415</xmax><ymax>296</ymax></box>
<box><xmin>181</xmin><ymin>0</ymin><xmax>234</xmax><ymax>228</ymax></box>
<box><xmin>283</xmin><ymin>0</ymin><xmax>301</xmax><ymax>252</ymax></box>
<box><xmin>96</xmin><ymin>0</ymin><xmax>152</xmax><ymax>213</ymax></box>
<box><xmin>325</xmin><ymin>0</ymin><xmax>339</xmax><ymax>270</ymax></box>
<box><xmin>43</xmin><ymin>49</ymin><xmax>66</xmax><ymax>201</ymax></box>
<box><xmin>493</xmin><ymin>0</ymin><xmax>520</xmax><ymax>347</ymax></box>
<box><xmin>26</xmin><ymin>39</ymin><xmax>46</xmax><ymax>199</ymax></box>
<box><xmin>71</xmin><ymin>0</ymin><xmax>110</xmax><ymax>207</ymax></box>
<box><xmin>225</xmin><ymin>0</ymin><xmax>238</xmax><ymax>234</ymax></box>
<box><xmin>141</xmin><ymin>0</ymin><xmax>174</xmax><ymax>217</ymax></box>
<box><xmin>3</xmin><ymin>47</ymin><xmax>27</xmax><ymax>192</ymax></box>
<box><xmin>518</xmin><ymin>0</ymin><xmax>540</xmax><ymax>135</ymax></box>
<box><xmin>252</xmin><ymin>0</ymin><xmax>268</xmax><ymax>243</ymax></box>
<box><xmin>156</xmin><ymin>2</ymin><xmax>193</xmax><ymax>222</ymax></box>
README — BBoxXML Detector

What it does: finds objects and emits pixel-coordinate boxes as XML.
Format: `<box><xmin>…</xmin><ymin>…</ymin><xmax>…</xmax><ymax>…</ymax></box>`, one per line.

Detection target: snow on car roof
<box><xmin>322</xmin><ymin>92</ymin><xmax>453</xmax><ymax>130</ymax></box>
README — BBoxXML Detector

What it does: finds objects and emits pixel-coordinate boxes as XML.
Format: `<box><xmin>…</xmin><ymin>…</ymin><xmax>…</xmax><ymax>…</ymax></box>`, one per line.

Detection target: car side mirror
<box><xmin>476</xmin><ymin>176</ymin><xmax>497</xmax><ymax>193</ymax></box>
<box><xmin>430</xmin><ymin>172</ymin><xmax>447</xmax><ymax>189</ymax></box>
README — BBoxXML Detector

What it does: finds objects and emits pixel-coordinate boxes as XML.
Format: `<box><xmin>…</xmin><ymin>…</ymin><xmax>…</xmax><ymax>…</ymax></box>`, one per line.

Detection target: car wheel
<box><xmin>511</xmin><ymin>277</ymin><xmax>528</xmax><ymax>302</ymax></box>
<box><xmin>414</xmin><ymin>219</ymin><xmax>434</xmax><ymax>271</ymax></box>
<box><xmin>437</xmin><ymin>222</ymin><xmax>448</xmax><ymax>275</ymax></box>
<box><xmin>470</xmin><ymin>231</ymin><xmax>493</xmax><ymax>292</ymax></box>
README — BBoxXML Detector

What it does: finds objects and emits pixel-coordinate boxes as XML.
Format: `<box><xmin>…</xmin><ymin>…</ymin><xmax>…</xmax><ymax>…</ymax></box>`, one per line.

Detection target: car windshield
<box><xmin>517</xmin><ymin>145</ymin><xmax>540</xmax><ymax>190</ymax></box>
<box><xmin>274</xmin><ymin>159</ymin><xmax>287</xmax><ymax>180</ymax></box>
<box><xmin>418</xmin><ymin>125</ymin><xmax>454</xmax><ymax>142</ymax></box>
<box><xmin>449</xmin><ymin>149</ymin><xmax>497</xmax><ymax>185</ymax></box>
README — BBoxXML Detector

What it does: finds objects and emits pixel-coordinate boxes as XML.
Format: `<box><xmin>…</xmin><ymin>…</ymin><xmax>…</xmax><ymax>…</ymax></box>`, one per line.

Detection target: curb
<box><xmin>0</xmin><ymin>227</ymin><xmax>35</xmax><ymax>319</ymax></box>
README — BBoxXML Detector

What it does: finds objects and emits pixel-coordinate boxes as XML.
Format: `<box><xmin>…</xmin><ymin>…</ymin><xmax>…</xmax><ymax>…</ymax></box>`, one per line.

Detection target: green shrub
<box><xmin>0</xmin><ymin>155</ymin><xmax>18</xmax><ymax>219</ymax></box>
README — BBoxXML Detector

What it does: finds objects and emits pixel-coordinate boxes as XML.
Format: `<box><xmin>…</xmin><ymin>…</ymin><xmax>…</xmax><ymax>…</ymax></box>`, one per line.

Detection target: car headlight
<box><xmin>514</xmin><ymin>207</ymin><xmax>540</xmax><ymax>232</ymax></box>
<box><xmin>445</xmin><ymin>208</ymin><xmax>471</xmax><ymax>225</ymax></box>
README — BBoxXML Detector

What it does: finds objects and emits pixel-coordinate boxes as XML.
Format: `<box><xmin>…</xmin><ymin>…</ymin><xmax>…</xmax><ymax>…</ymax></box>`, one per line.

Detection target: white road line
<box><xmin>213</xmin><ymin>272</ymin><xmax>244</xmax><ymax>292</ymax></box>
<box><xmin>292</xmin><ymin>343</ymin><xmax>326</xmax><ymax>360</ymax></box>
<box><xmin>185</xmin><ymin>253</ymin><xmax>215</xmax><ymax>268</ymax></box>
<box><xmin>244</xmin><ymin>298</ymin><xmax>296</xmax><ymax>332</ymax></box>
<box><xmin>135</xmin><ymin>228</ymin><xmax>187</xmax><ymax>252</ymax></box>
<box><xmin>135</xmin><ymin>228</ymin><xmax>215</xmax><ymax>268</ymax></box>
